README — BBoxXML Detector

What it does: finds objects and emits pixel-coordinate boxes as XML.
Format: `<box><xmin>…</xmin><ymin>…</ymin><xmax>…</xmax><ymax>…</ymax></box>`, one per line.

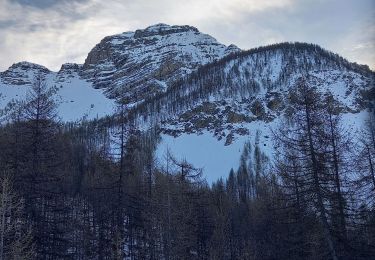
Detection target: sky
<box><xmin>0</xmin><ymin>0</ymin><xmax>374</xmax><ymax>71</ymax></box>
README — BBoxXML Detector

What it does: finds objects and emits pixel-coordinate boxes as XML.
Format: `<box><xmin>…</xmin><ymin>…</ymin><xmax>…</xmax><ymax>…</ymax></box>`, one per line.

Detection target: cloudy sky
<box><xmin>0</xmin><ymin>0</ymin><xmax>374</xmax><ymax>71</ymax></box>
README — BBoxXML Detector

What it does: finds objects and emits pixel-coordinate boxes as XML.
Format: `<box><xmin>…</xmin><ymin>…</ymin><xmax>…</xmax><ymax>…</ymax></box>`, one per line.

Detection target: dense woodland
<box><xmin>0</xmin><ymin>73</ymin><xmax>374</xmax><ymax>260</ymax></box>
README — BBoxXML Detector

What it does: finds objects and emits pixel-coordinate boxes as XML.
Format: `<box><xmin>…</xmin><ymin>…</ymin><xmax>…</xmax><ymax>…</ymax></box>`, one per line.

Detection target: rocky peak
<box><xmin>81</xmin><ymin>23</ymin><xmax>240</xmax><ymax>103</ymax></box>
<box><xmin>0</xmin><ymin>61</ymin><xmax>51</xmax><ymax>86</ymax></box>
<box><xmin>7</xmin><ymin>61</ymin><xmax>50</xmax><ymax>73</ymax></box>
<box><xmin>59</xmin><ymin>63</ymin><xmax>81</xmax><ymax>72</ymax></box>
<box><xmin>224</xmin><ymin>44</ymin><xmax>241</xmax><ymax>55</ymax></box>
<box><xmin>134</xmin><ymin>23</ymin><xmax>199</xmax><ymax>38</ymax></box>
<box><xmin>56</xmin><ymin>63</ymin><xmax>82</xmax><ymax>82</ymax></box>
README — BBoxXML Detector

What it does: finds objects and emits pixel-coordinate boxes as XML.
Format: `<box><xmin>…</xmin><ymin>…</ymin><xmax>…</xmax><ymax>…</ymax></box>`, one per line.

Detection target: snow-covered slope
<box><xmin>131</xmin><ymin>43</ymin><xmax>374</xmax><ymax>180</ymax></box>
<box><xmin>0</xmin><ymin>62</ymin><xmax>116</xmax><ymax>122</ymax></box>
<box><xmin>156</xmin><ymin>111</ymin><xmax>370</xmax><ymax>183</ymax></box>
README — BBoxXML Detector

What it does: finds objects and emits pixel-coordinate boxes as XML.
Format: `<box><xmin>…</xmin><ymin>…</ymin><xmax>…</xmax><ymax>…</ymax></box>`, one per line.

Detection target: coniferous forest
<box><xmin>0</xmin><ymin>73</ymin><xmax>374</xmax><ymax>260</ymax></box>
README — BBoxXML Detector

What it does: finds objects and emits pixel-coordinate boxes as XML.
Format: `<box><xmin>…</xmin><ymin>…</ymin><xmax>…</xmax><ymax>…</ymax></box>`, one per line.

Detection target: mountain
<box><xmin>0</xmin><ymin>25</ymin><xmax>374</xmax><ymax>181</ymax></box>
<box><xmin>0</xmin><ymin>24</ymin><xmax>239</xmax><ymax>121</ymax></box>
<box><xmin>82</xmin><ymin>23</ymin><xmax>240</xmax><ymax>103</ymax></box>
<box><xmin>133</xmin><ymin>42</ymin><xmax>374</xmax><ymax>141</ymax></box>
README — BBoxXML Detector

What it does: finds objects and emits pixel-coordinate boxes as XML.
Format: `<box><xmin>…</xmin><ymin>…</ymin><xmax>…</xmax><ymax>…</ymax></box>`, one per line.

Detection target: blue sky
<box><xmin>0</xmin><ymin>0</ymin><xmax>374</xmax><ymax>71</ymax></box>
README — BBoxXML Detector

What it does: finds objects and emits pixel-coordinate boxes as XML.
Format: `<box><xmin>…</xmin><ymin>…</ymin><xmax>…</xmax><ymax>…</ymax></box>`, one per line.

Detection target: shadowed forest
<box><xmin>0</xmin><ymin>77</ymin><xmax>374</xmax><ymax>260</ymax></box>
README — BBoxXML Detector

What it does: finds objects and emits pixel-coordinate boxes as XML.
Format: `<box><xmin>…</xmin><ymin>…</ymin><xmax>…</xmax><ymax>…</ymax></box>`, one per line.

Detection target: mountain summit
<box><xmin>81</xmin><ymin>23</ymin><xmax>240</xmax><ymax>103</ymax></box>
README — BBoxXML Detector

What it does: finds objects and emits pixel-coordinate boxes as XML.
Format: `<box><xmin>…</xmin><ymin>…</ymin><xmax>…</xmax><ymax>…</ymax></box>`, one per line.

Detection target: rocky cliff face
<box><xmin>81</xmin><ymin>23</ymin><xmax>240</xmax><ymax>103</ymax></box>
<box><xmin>56</xmin><ymin>63</ymin><xmax>82</xmax><ymax>82</ymax></box>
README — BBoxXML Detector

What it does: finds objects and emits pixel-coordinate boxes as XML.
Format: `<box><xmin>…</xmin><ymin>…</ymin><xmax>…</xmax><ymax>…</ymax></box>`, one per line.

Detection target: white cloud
<box><xmin>0</xmin><ymin>0</ymin><xmax>374</xmax><ymax>71</ymax></box>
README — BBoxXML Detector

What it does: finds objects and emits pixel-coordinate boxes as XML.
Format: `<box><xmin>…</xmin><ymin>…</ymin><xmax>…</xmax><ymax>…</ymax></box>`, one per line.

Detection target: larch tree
<box><xmin>20</xmin><ymin>75</ymin><xmax>67</xmax><ymax>259</ymax></box>
<box><xmin>0</xmin><ymin>175</ymin><xmax>34</xmax><ymax>260</ymax></box>
<box><xmin>273</xmin><ymin>77</ymin><xmax>338</xmax><ymax>259</ymax></box>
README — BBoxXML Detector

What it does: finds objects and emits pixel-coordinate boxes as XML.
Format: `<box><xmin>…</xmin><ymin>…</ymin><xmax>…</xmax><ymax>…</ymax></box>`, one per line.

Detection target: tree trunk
<box><xmin>304</xmin><ymin>96</ymin><xmax>338</xmax><ymax>260</ymax></box>
<box><xmin>366</xmin><ymin>145</ymin><xmax>375</xmax><ymax>189</ymax></box>
<box><xmin>329</xmin><ymin>113</ymin><xmax>347</xmax><ymax>239</ymax></box>
<box><xmin>0</xmin><ymin>180</ymin><xmax>7</xmax><ymax>260</ymax></box>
